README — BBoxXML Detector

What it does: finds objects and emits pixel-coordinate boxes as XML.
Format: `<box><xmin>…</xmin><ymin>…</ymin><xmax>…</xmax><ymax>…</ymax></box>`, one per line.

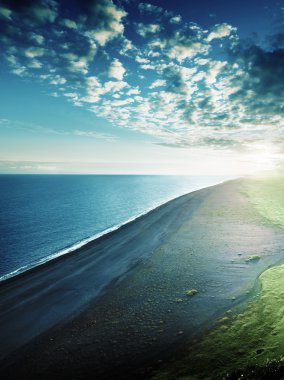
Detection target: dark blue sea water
<box><xmin>0</xmin><ymin>175</ymin><xmax>229</xmax><ymax>279</ymax></box>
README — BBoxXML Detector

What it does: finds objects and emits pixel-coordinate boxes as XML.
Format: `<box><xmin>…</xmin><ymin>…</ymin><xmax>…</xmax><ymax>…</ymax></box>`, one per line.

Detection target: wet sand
<box><xmin>1</xmin><ymin>178</ymin><xmax>284</xmax><ymax>379</ymax></box>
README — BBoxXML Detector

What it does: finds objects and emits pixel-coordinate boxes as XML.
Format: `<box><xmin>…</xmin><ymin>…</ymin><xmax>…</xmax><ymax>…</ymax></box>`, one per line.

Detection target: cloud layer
<box><xmin>0</xmin><ymin>0</ymin><xmax>283</xmax><ymax>151</ymax></box>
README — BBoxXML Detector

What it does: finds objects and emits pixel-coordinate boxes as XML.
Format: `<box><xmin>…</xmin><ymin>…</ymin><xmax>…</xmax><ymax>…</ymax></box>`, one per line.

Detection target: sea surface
<box><xmin>0</xmin><ymin>175</ymin><xmax>229</xmax><ymax>280</ymax></box>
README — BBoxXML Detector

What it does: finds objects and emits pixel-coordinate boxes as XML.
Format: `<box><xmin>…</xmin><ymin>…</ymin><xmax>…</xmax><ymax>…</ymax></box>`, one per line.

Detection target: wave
<box><xmin>0</xmin><ymin>178</ymin><xmax>232</xmax><ymax>283</ymax></box>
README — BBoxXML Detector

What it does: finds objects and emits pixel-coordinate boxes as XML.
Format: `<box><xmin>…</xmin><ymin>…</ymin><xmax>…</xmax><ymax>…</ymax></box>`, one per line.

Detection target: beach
<box><xmin>1</xmin><ymin>177</ymin><xmax>284</xmax><ymax>379</ymax></box>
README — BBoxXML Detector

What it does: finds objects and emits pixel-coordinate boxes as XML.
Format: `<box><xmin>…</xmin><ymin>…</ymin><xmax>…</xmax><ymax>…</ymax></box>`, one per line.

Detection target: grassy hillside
<box><xmin>153</xmin><ymin>176</ymin><xmax>284</xmax><ymax>380</ymax></box>
<box><xmin>243</xmin><ymin>176</ymin><xmax>284</xmax><ymax>229</ymax></box>
<box><xmin>153</xmin><ymin>263</ymin><xmax>284</xmax><ymax>379</ymax></box>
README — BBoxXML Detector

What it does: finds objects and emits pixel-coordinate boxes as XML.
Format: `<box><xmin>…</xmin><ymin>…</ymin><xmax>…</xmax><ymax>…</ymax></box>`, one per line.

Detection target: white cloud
<box><xmin>28</xmin><ymin>59</ymin><xmax>42</xmax><ymax>69</ymax></box>
<box><xmin>70</xmin><ymin>57</ymin><xmax>89</xmax><ymax>74</ymax></box>
<box><xmin>104</xmin><ymin>80</ymin><xmax>129</xmax><ymax>93</ymax></box>
<box><xmin>136</xmin><ymin>23</ymin><xmax>161</xmax><ymax>37</ymax></box>
<box><xmin>5</xmin><ymin>55</ymin><xmax>17</xmax><ymax>65</ymax></box>
<box><xmin>207</xmin><ymin>23</ymin><xmax>235</xmax><ymax>42</ymax></box>
<box><xmin>138</xmin><ymin>3</ymin><xmax>163</xmax><ymax>14</ymax></box>
<box><xmin>110</xmin><ymin>98</ymin><xmax>134</xmax><ymax>107</ymax></box>
<box><xmin>64</xmin><ymin>92</ymin><xmax>78</xmax><ymax>98</ymax></box>
<box><xmin>62</xmin><ymin>45</ymin><xmax>96</xmax><ymax>75</ymax></box>
<box><xmin>73</xmin><ymin>130</ymin><xmax>116</xmax><ymax>141</ymax></box>
<box><xmin>169</xmin><ymin>41</ymin><xmax>208</xmax><ymax>61</ymax></box>
<box><xmin>24</xmin><ymin>47</ymin><xmax>45</xmax><ymax>58</ymax></box>
<box><xmin>149</xmin><ymin>79</ymin><xmax>166</xmax><ymax>89</ymax></box>
<box><xmin>1</xmin><ymin>0</ymin><xmax>282</xmax><ymax>154</ymax></box>
<box><xmin>79</xmin><ymin>76</ymin><xmax>102</xmax><ymax>104</ymax></box>
<box><xmin>135</xmin><ymin>56</ymin><xmax>150</xmax><ymax>64</ymax></box>
<box><xmin>87</xmin><ymin>76</ymin><xmax>101</xmax><ymax>89</ymax></box>
<box><xmin>31</xmin><ymin>1</ymin><xmax>58</xmax><ymax>24</ymax></box>
<box><xmin>61</xmin><ymin>52</ymin><xmax>78</xmax><ymax>61</ymax></box>
<box><xmin>119</xmin><ymin>37</ymin><xmax>135</xmax><ymax>56</ymax></box>
<box><xmin>179</xmin><ymin>66</ymin><xmax>197</xmax><ymax>81</ymax></box>
<box><xmin>140</xmin><ymin>63</ymin><xmax>157</xmax><ymax>70</ymax></box>
<box><xmin>0</xmin><ymin>7</ymin><xmax>12</xmax><ymax>20</ymax></box>
<box><xmin>199</xmin><ymin>60</ymin><xmax>228</xmax><ymax>87</ymax></box>
<box><xmin>127</xmin><ymin>88</ymin><xmax>140</xmax><ymax>95</ymax></box>
<box><xmin>12</xmin><ymin>67</ymin><xmax>26</xmax><ymax>76</ymax></box>
<box><xmin>86</xmin><ymin>30</ymin><xmax>112</xmax><ymax>46</ymax></box>
<box><xmin>84</xmin><ymin>1</ymin><xmax>126</xmax><ymax>46</ymax></box>
<box><xmin>49</xmin><ymin>75</ymin><xmax>67</xmax><ymax>85</ymax></box>
<box><xmin>195</xmin><ymin>58</ymin><xmax>209</xmax><ymax>66</ymax></box>
<box><xmin>29</xmin><ymin>33</ymin><xmax>44</xmax><ymax>45</ymax></box>
<box><xmin>108</xmin><ymin>59</ymin><xmax>126</xmax><ymax>80</ymax></box>
<box><xmin>148</xmin><ymin>39</ymin><xmax>166</xmax><ymax>50</ymax></box>
<box><xmin>170</xmin><ymin>15</ymin><xmax>181</xmax><ymax>24</ymax></box>
<box><xmin>61</xmin><ymin>18</ymin><xmax>77</xmax><ymax>29</ymax></box>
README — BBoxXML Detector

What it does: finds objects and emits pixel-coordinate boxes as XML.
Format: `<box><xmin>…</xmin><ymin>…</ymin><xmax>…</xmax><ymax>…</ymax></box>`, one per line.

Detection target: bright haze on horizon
<box><xmin>0</xmin><ymin>0</ymin><xmax>283</xmax><ymax>175</ymax></box>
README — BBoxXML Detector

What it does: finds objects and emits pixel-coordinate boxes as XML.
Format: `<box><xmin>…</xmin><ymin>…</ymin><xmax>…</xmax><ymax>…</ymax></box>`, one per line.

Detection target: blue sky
<box><xmin>0</xmin><ymin>0</ymin><xmax>283</xmax><ymax>174</ymax></box>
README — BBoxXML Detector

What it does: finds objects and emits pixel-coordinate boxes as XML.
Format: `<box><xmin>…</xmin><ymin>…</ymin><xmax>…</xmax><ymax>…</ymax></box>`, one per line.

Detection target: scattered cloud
<box><xmin>60</xmin><ymin>18</ymin><xmax>77</xmax><ymax>30</ymax></box>
<box><xmin>0</xmin><ymin>0</ymin><xmax>283</xmax><ymax>154</ymax></box>
<box><xmin>83</xmin><ymin>0</ymin><xmax>127</xmax><ymax>46</ymax></box>
<box><xmin>1</xmin><ymin>0</ymin><xmax>58</xmax><ymax>24</ymax></box>
<box><xmin>138</xmin><ymin>3</ymin><xmax>163</xmax><ymax>15</ymax></box>
<box><xmin>24</xmin><ymin>47</ymin><xmax>46</xmax><ymax>58</ymax></box>
<box><xmin>0</xmin><ymin>118</ymin><xmax>116</xmax><ymax>141</ymax></box>
<box><xmin>149</xmin><ymin>79</ymin><xmax>166</xmax><ymax>89</ymax></box>
<box><xmin>136</xmin><ymin>23</ymin><xmax>161</xmax><ymax>37</ymax></box>
<box><xmin>29</xmin><ymin>33</ymin><xmax>45</xmax><ymax>45</ymax></box>
<box><xmin>168</xmin><ymin>39</ymin><xmax>208</xmax><ymax>62</ymax></box>
<box><xmin>108</xmin><ymin>58</ymin><xmax>126</xmax><ymax>80</ymax></box>
<box><xmin>170</xmin><ymin>15</ymin><xmax>182</xmax><ymax>24</ymax></box>
<box><xmin>207</xmin><ymin>23</ymin><xmax>235</xmax><ymax>42</ymax></box>
<box><xmin>0</xmin><ymin>6</ymin><xmax>12</xmax><ymax>20</ymax></box>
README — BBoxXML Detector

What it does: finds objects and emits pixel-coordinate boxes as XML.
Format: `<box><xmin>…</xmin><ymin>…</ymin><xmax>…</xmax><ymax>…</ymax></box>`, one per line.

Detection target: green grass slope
<box><xmin>243</xmin><ymin>176</ymin><xmax>284</xmax><ymax>229</ymax></box>
<box><xmin>153</xmin><ymin>176</ymin><xmax>284</xmax><ymax>380</ymax></box>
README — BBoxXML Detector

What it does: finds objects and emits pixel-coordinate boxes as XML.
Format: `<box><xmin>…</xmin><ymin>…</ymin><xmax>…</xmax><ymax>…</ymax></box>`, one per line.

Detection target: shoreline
<box><xmin>1</xmin><ymin>177</ymin><xmax>284</xmax><ymax>379</ymax></box>
<box><xmin>0</xmin><ymin>179</ymin><xmax>230</xmax><ymax>284</ymax></box>
<box><xmin>153</xmin><ymin>259</ymin><xmax>284</xmax><ymax>380</ymax></box>
<box><xmin>0</xmin><ymin>183</ymin><xmax>212</xmax><ymax>360</ymax></box>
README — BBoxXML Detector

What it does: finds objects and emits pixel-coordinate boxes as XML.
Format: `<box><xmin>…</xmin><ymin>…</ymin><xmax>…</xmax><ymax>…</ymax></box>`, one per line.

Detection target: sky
<box><xmin>0</xmin><ymin>0</ymin><xmax>283</xmax><ymax>174</ymax></box>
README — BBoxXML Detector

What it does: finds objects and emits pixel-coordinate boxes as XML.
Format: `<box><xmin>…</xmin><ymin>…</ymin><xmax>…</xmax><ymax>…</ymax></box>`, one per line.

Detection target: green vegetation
<box><xmin>245</xmin><ymin>255</ymin><xmax>261</xmax><ymax>263</ymax></box>
<box><xmin>185</xmin><ymin>289</ymin><xmax>198</xmax><ymax>296</ymax></box>
<box><xmin>153</xmin><ymin>262</ymin><xmax>284</xmax><ymax>379</ymax></box>
<box><xmin>175</xmin><ymin>298</ymin><xmax>184</xmax><ymax>303</ymax></box>
<box><xmin>152</xmin><ymin>176</ymin><xmax>284</xmax><ymax>379</ymax></box>
<box><xmin>243</xmin><ymin>176</ymin><xmax>284</xmax><ymax>229</ymax></box>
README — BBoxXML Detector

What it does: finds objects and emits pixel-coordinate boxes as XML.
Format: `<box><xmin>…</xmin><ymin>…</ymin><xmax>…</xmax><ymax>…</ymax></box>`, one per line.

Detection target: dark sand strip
<box><xmin>1</xmin><ymin>179</ymin><xmax>284</xmax><ymax>379</ymax></box>
<box><xmin>0</xmin><ymin>185</ymin><xmax>208</xmax><ymax>360</ymax></box>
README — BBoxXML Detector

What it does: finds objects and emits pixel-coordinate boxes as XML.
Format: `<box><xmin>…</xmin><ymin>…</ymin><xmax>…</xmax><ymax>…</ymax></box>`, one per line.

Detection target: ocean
<box><xmin>0</xmin><ymin>175</ymin><xmax>229</xmax><ymax>280</ymax></box>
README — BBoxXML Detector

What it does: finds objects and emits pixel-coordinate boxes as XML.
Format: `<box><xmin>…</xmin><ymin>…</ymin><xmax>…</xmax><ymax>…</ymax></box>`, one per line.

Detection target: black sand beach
<box><xmin>1</xmin><ymin>178</ymin><xmax>284</xmax><ymax>379</ymax></box>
